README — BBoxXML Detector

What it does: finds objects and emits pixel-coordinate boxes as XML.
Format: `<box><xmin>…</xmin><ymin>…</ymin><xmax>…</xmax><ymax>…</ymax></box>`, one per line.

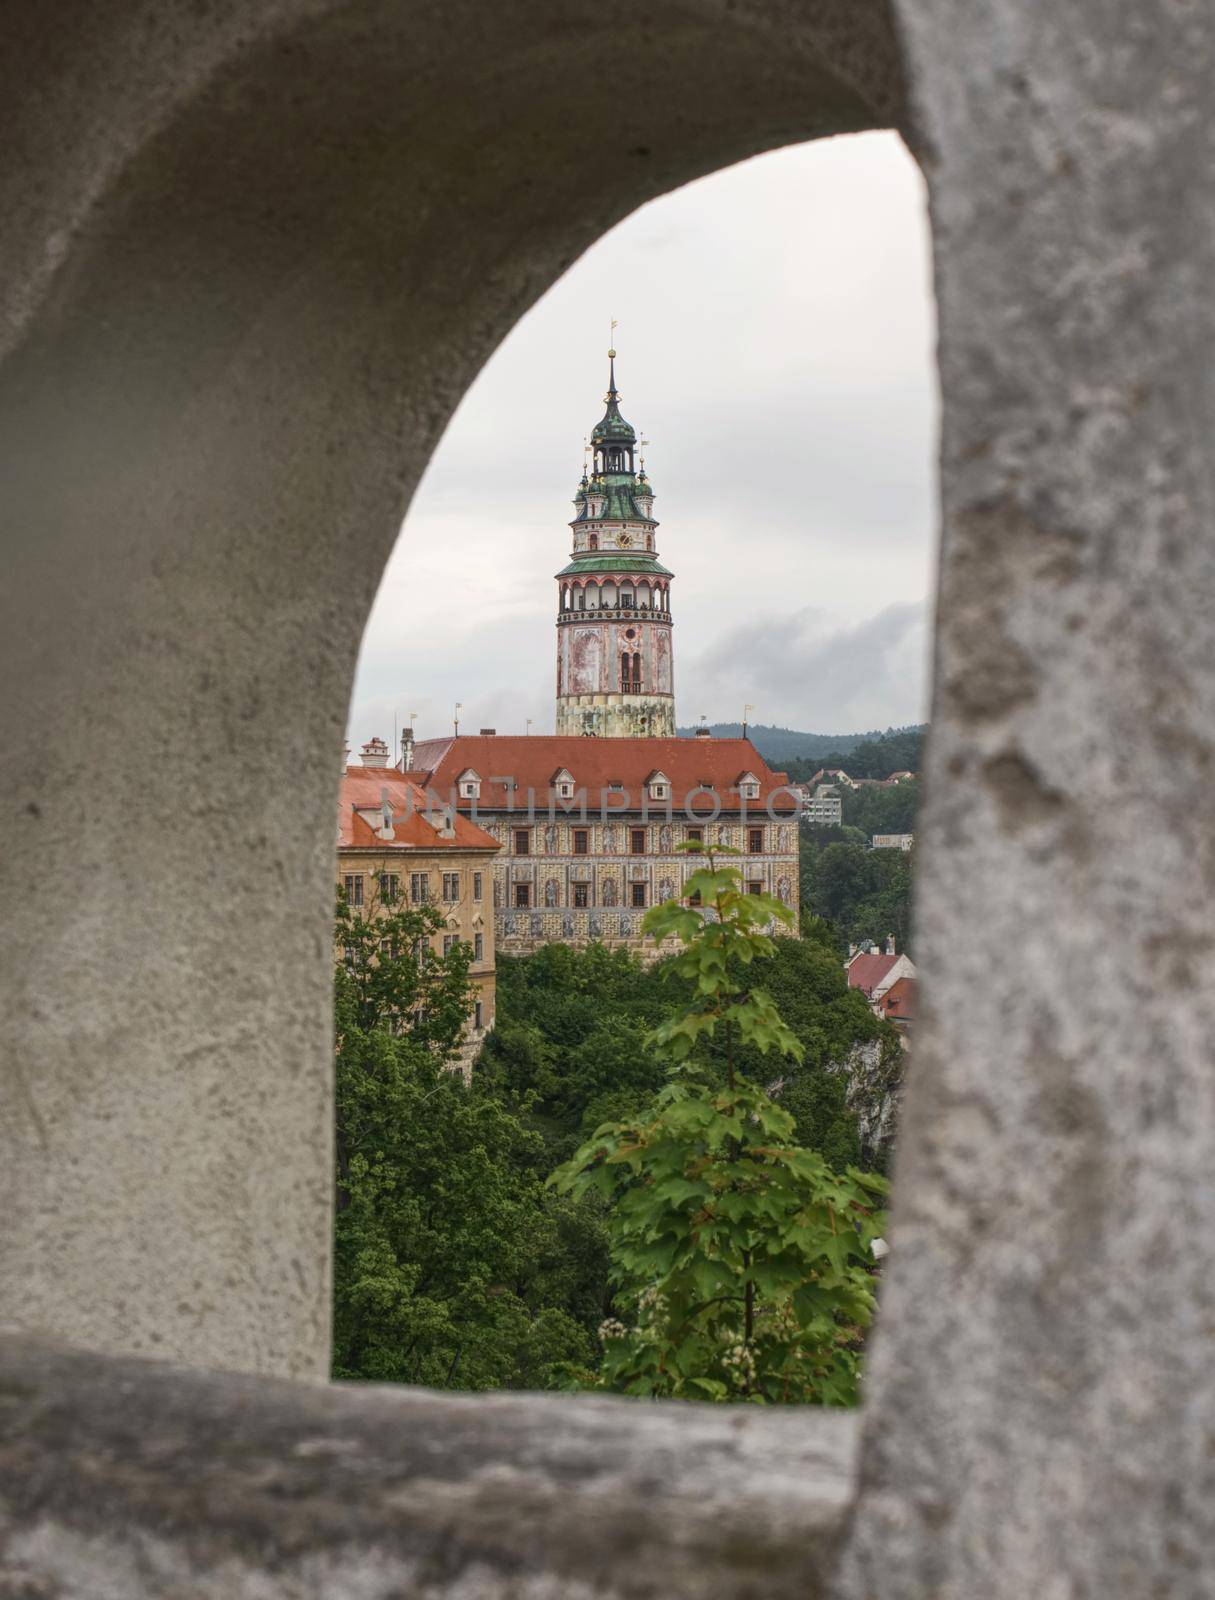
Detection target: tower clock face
<box><xmin>617</xmin><ymin>531</ymin><xmax>632</xmax><ymax>548</ymax></box>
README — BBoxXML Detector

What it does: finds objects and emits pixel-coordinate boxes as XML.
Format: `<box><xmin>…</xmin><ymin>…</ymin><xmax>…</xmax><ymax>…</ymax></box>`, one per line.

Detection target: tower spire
<box><xmin>554</xmin><ymin>349</ymin><xmax>675</xmax><ymax>739</ymax></box>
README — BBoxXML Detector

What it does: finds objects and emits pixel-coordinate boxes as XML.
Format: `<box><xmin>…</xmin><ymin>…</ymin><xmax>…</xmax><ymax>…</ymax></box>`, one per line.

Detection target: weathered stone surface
<box><xmin>840</xmin><ymin>3</ymin><xmax>1215</xmax><ymax>1597</ymax></box>
<box><xmin>0</xmin><ymin>0</ymin><xmax>902</xmax><ymax>1378</ymax></box>
<box><xmin>0</xmin><ymin>1334</ymin><xmax>857</xmax><ymax>1599</ymax></box>
<box><xmin>829</xmin><ymin>1039</ymin><xmax>905</xmax><ymax>1162</ymax></box>
<box><xmin>6</xmin><ymin>0</ymin><xmax>1215</xmax><ymax>1595</ymax></box>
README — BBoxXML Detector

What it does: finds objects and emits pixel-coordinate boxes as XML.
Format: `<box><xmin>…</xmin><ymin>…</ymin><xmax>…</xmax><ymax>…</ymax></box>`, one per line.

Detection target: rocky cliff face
<box><xmin>830</xmin><ymin>1035</ymin><xmax>906</xmax><ymax>1165</ymax></box>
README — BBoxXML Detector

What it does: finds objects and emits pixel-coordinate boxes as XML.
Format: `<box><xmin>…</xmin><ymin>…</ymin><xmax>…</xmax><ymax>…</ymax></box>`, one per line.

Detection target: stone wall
<box><xmin>4</xmin><ymin>0</ymin><xmax>1215</xmax><ymax>1595</ymax></box>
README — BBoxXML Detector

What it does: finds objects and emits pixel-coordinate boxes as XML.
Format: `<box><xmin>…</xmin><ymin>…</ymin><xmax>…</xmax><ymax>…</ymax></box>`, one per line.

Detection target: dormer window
<box><xmin>457</xmin><ymin>767</ymin><xmax>481</xmax><ymax>800</ymax></box>
<box><xmin>737</xmin><ymin>771</ymin><xmax>761</xmax><ymax>801</ymax></box>
<box><xmin>646</xmin><ymin>769</ymin><xmax>671</xmax><ymax>801</ymax></box>
<box><xmin>550</xmin><ymin>766</ymin><xmax>576</xmax><ymax>800</ymax></box>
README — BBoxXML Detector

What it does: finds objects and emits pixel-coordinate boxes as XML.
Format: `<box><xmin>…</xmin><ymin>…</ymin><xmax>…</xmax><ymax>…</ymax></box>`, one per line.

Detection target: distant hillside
<box><xmin>677</xmin><ymin>722</ymin><xmax>927</xmax><ymax>769</ymax></box>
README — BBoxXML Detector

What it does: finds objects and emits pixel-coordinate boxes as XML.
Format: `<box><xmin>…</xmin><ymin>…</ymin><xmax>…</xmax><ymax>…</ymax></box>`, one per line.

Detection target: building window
<box><xmin>630</xmin><ymin>828</ymin><xmax>647</xmax><ymax>855</ymax></box>
<box><xmin>473</xmin><ymin>871</ymin><xmax>483</xmax><ymax>901</ymax></box>
<box><xmin>410</xmin><ymin>872</ymin><xmax>429</xmax><ymax>904</ymax></box>
<box><xmin>474</xmin><ymin>1001</ymin><xmax>483</xmax><ymax>1030</ymax></box>
<box><xmin>377</xmin><ymin>872</ymin><xmax>399</xmax><ymax>904</ymax></box>
<box><xmin>514</xmin><ymin>883</ymin><xmax>531</xmax><ymax>908</ymax></box>
<box><xmin>589</xmin><ymin>532</ymin><xmax>598</xmax><ymax>550</ymax></box>
<box><xmin>748</xmin><ymin>880</ymin><xmax>763</xmax><ymax>896</ymax></box>
<box><xmin>748</xmin><ymin>827</ymin><xmax>764</xmax><ymax>854</ymax></box>
<box><xmin>442</xmin><ymin>871</ymin><xmax>460</xmax><ymax>902</ymax></box>
<box><xmin>689</xmin><ymin>890</ymin><xmax>702</xmax><ymax>907</ymax></box>
<box><xmin>631</xmin><ymin>882</ymin><xmax>647</xmax><ymax>908</ymax></box>
<box><xmin>573</xmin><ymin>828</ymin><xmax>589</xmax><ymax>855</ymax></box>
<box><xmin>342</xmin><ymin>945</ymin><xmax>356</xmax><ymax>966</ymax></box>
<box><xmin>474</xmin><ymin>932</ymin><xmax>484</xmax><ymax>961</ymax></box>
<box><xmin>573</xmin><ymin>882</ymin><xmax>589</xmax><ymax>908</ymax></box>
<box><xmin>514</xmin><ymin>829</ymin><xmax>530</xmax><ymax>855</ymax></box>
<box><xmin>686</xmin><ymin>827</ymin><xmax>703</xmax><ymax>846</ymax></box>
<box><xmin>343</xmin><ymin>873</ymin><xmax>364</xmax><ymax>907</ymax></box>
<box><xmin>443</xmin><ymin>934</ymin><xmax>458</xmax><ymax>956</ymax></box>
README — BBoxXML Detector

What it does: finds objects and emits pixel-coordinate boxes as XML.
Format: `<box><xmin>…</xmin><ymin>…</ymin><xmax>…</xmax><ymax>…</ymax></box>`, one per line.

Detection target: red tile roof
<box><xmin>845</xmin><ymin>951</ymin><xmax>899</xmax><ymax>996</ymax></box>
<box><xmin>338</xmin><ymin>767</ymin><xmax>500</xmax><ymax>852</ymax></box>
<box><xmin>877</xmin><ymin>976</ymin><xmax>918</xmax><ymax>1021</ymax></box>
<box><xmin>403</xmin><ymin>736</ymin><xmax>797</xmax><ymax>815</ymax></box>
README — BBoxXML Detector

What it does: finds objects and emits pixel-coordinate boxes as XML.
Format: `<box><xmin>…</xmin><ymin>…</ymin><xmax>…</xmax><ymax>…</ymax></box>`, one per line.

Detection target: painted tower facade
<box><xmin>555</xmin><ymin>352</ymin><xmax>675</xmax><ymax>737</ymax></box>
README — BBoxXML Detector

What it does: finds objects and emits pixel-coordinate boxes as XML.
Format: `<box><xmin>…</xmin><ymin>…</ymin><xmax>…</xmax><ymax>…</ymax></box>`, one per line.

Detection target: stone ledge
<box><xmin>0</xmin><ymin>1333</ymin><xmax>858</xmax><ymax>1599</ymax></box>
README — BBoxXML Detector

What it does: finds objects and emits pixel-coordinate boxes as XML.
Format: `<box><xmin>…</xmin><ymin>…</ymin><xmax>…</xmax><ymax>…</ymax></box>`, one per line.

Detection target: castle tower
<box><xmin>555</xmin><ymin>350</ymin><xmax>675</xmax><ymax>737</ymax></box>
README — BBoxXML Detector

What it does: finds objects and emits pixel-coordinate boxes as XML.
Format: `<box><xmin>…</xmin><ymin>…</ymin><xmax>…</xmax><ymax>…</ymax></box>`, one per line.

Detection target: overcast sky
<box><xmin>348</xmin><ymin>131</ymin><xmax>937</xmax><ymax>752</ymax></box>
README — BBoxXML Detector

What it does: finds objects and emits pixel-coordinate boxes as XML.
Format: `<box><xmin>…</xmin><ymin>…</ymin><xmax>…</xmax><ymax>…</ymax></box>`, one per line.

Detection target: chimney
<box><xmin>479</xmin><ymin>727</ymin><xmax>496</xmax><ymax>736</ymax></box>
<box><xmin>847</xmin><ymin>942</ymin><xmax>858</xmax><ymax>959</ymax></box>
<box><xmin>885</xmin><ymin>935</ymin><xmax>896</xmax><ymax>956</ymax></box>
<box><xmin>694</xmin><ymin>725</ymin><xmax>712</xmax><ymax>740</ymax></box>
<box><xmin>399</xmin><ymin>726</ymin><xmax>415</xmax><ymax>772</ymax></box>
<box><xmin>360</xmin><ymin>736</ymin><xmax>389</xmax><ymax>768</ymax></box>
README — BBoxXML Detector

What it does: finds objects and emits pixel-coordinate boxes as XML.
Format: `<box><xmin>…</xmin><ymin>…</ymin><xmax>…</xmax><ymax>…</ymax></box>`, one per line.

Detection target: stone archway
<box><xmin>0</xmin><ymin>0</ymin><xmax>904</xmax><ymax>1383</ymax></box>
<box><xmin>4</xmin><ymin>3</ymin><xmax>1214</xmax><ymax>1597</ymax></box>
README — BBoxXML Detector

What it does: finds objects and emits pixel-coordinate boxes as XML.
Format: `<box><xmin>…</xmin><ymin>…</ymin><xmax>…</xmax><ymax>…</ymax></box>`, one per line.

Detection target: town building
<box><xmin>391</xmin><ymin>351</ymin><xmax>799</xmax><ymax>960</ymax></box>
<box><xmin>874</xmin><ymin>974</ymin><xmax>917</xmax><ymax>1033</ymax></box>
<box><xmin>871</xmin><ymin>832</ymin><xmax>915</xmax><ymax>851</ymax></box>
<box><xmin>337</xmin><ymin>742</ymin><xmax>501</xmax><ymax>1073</ymax></box>
<box><xmin>555</xmin><ymin>350</ymin><xmax>674</xmax><ymax>738</ymax></box>
<box><xmin>844</xmin><ymin>942</ymin><xmax>918</xmax><ymax>1001</ymax></box>
<box><xmin>799</xmin><ymin>781</ymin><xmax>843</xmax><ymax>826</ymax></box>
<box><xmin>398</xmin><ymin>730</ymin><xmax>799</xmax><ymax>958</ymax></box>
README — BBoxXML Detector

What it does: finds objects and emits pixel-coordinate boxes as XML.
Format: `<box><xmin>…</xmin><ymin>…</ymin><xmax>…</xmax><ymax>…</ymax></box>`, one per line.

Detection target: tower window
<box><xmin>589</xmin><ymin>533</ymin><xmax>598</xmax><ymax>550</ymax></box>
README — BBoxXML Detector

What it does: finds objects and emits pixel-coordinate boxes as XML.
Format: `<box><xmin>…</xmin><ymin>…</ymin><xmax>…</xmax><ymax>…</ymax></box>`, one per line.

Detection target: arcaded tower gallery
<box><xmin>555</xmin><ymin>351</ymin><xmax>675</xmax><ymax>737</ymax></box>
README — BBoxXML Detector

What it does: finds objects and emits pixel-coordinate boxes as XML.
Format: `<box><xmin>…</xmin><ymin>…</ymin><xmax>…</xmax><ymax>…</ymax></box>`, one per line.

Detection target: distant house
<box><xmin>798</xmin><ymin>781</ymin><xmax>842</xmax><ymax>826</ymax></box>
<box><xmin>805</xmin><ymin>766</ymin><xmax>860</xmax><ymax>790</ymax></box>
<box><xmin>872</xmin><ymin>833</ymin><xmax>915</xmax><ymax>851</ymax></box>
<box><xmin>875</xmin><ymin>975</ymin><xmax>918</xmax><ymax>1031</ymax></box>
<box><xmin>845</xmin><ymin>945</ymin><xmax>918</xmax><ymax>1001</ymax></box>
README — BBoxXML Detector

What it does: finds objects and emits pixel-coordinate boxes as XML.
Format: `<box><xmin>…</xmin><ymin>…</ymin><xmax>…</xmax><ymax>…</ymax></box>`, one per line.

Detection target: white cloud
<box><xmin>350</xmin><ymin>131</ymin><xmax>937</xmax><ymax>746</ymax></box>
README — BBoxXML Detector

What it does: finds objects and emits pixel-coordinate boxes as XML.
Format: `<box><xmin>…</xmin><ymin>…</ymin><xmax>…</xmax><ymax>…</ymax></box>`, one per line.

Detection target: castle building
<box><xmin>337</xmin><ymin>741</ymin><xmax>501</xmax><ymax>1075</ymax></box>
<box><xmin>400</xmin><ymin>731</ymin><xmax>799</xmax><ymax>959</ymax></box>
<box><xmin>392</xmin><ymin>350</ymin><xmax>799</xmax><ymax>962</ymax></box>
<box><xmin>555</xmin><ymin>351</ymin><xmax>675</xmax><ymax>738</ymax></box>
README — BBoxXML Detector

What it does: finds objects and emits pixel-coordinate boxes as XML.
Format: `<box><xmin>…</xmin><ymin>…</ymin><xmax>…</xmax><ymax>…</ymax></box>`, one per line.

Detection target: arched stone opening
<box><xmin>0</xmin><ymin>0</ymin><xmax>905</xmax><ymax>1387</ymax></box>
<box><xmin>3</xmin><ymin>2</ymin><xmax>1210</xmax><ymax>1597</ymax></box>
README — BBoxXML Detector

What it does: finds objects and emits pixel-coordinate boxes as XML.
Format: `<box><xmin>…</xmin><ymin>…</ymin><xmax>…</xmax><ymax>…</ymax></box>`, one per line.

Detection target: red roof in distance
<box><xmin>338</xmin><ymin>767</ymin><xmax>500</xmax><ymax>852</ymax></box>
<box><xmin>845</xmin><ymin>952</ymin><xmax>899</xmax><ymax>996</ymax></box>
<box><xmin>403</xmin><ymin>736</ymin><xmax>798</xmax><ymax>815</ymax></box>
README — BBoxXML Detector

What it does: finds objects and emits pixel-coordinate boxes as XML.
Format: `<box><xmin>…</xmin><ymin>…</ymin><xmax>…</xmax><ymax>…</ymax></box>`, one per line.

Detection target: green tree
<box><xmin>552</xmin><ymin>849</ymin><xmax>887</xmax><ymax>1406</ymax></box>
<box><xmin>332</xmin><ymin>890</ymin><xmax>597</xmax><ymax>1388</ymax></box>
